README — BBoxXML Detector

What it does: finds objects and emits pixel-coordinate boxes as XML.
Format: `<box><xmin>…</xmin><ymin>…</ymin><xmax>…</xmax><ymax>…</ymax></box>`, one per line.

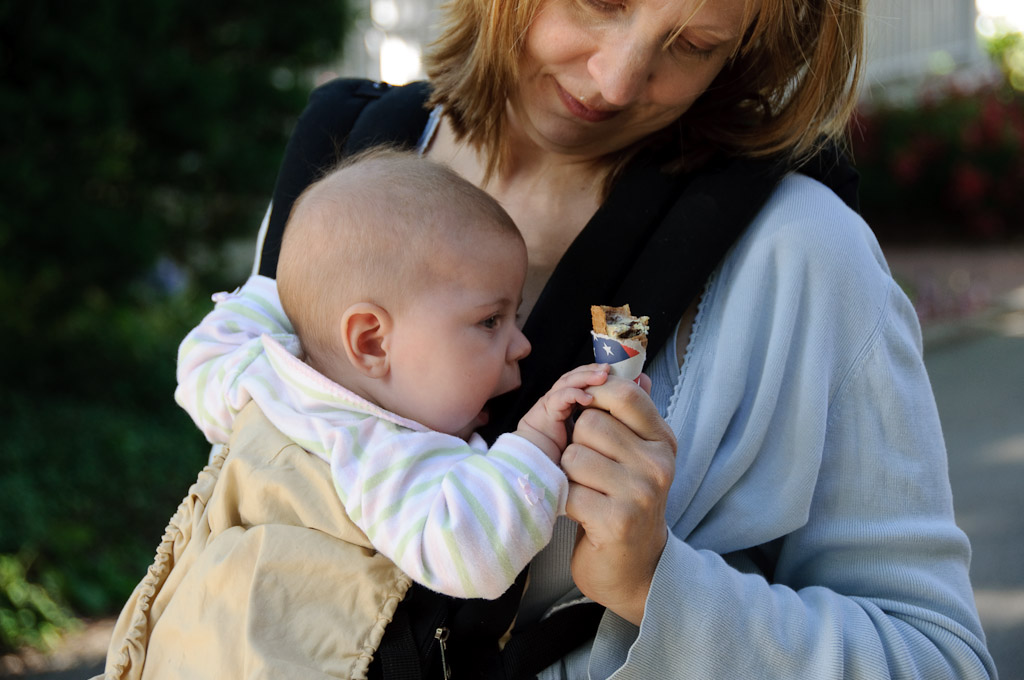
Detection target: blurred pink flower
<box><xmin>968</xmin><ymin>212</ymin><xmax>1005</xmax><ymax>239</ymax></box>
<box><xmin>960</xmin><ymin>122</ymin><xmax>983</xmax><ymax>150</ymax></box>
<box><xmin>891</xmin><ymin>151</ymin><xmax>920</xmax><ymax>184</ymax></box>
<box><xmin>950</xmin><ymin>163</ymin><xmax>988</xmax><ymax>204</ymax></box>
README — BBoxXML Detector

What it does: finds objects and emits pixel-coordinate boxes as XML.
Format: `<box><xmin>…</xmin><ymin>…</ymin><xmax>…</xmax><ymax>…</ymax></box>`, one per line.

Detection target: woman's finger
<box><xmin>569</xmin><ymin>407</ymin><xmax>634</xmax><ymax>464</ymax></box>
<box><xmin>571</xmin><ymin>404</ymin><xmax>677</xmax><ymax>480</ymax></box>
<box><xmin>565</xmin><ymin>460</ymin><xmax>670</xmax><ymax>625</ymax></box>
<box><xmin>583</xmin><ymin>376</ymin><xmax>675</xmax><ymax>446</ymax></box>
<box><xmin>561</xmin><ymin>383</ymin><xmax>677</xmax><ymax>624</ymax></box>
<box><xmin>561</xmin><ymin>442</ymin><xmax>621</xmax><ymax>489</ymax></box>
<box><xmin>564</xmin><ymin>479</ymin><xmax>611</xmax><ymax>535</ymax></box>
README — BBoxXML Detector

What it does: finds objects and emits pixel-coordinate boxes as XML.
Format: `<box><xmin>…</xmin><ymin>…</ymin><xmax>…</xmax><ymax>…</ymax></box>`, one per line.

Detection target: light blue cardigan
<box><xmin>549</xmin><ymin>173</ymin><xmax>996</xmax><ymax>679</ymax></box>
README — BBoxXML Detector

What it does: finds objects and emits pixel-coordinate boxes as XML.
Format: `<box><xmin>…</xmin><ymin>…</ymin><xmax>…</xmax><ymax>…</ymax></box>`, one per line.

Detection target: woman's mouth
<box><xmin>554</xmin><ymin>81</ymin><xmax>618</xmax><ymax>123</ymax></box>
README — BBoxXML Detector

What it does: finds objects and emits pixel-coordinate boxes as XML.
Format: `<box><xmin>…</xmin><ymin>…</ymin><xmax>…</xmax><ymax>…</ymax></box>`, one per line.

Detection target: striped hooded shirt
<box><xmin>174</xmin><ymin>275</ymin><xmax>568</xmax><ymax>600</ymax></box>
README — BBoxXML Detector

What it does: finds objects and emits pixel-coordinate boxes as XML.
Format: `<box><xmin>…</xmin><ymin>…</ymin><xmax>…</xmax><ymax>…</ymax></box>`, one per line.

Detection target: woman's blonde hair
<box><xmin>425</xmin><ymin>0</ymin><xmax>864</xmax><ymax>178</ymax></box>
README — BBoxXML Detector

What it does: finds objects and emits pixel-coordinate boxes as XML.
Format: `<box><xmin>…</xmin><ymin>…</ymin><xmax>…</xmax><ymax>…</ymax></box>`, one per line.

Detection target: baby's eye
<box><xmin>480</xmin><ymin>315</ymin><xmax>500</xmax><ymax>330</ymax></box>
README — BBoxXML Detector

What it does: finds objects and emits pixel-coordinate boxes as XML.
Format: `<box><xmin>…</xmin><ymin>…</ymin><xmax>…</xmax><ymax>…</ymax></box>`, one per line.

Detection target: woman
<box><xmin>253</xmin><ymin>0</ymin><xmax>997</xmax><ymax>676</ymax></box>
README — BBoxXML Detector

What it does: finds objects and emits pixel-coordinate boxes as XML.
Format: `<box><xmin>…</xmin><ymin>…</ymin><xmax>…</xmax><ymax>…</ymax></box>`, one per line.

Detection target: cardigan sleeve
<box><xmin>585</xmin><ymin>175</ymin><xmax>995</xmax><ymax>679</ymax></box>
<box><xmin>589</xmin><ymin>316</ymin><xmax>995</xmax><ymax>678</ymax></box>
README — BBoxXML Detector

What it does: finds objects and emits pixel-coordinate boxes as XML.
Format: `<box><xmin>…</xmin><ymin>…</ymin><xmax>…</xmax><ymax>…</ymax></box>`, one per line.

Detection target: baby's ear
<box><xmin>340</xmin><ymin>303</ymin><xmax>392</xmax><ymax>379</ymax></box>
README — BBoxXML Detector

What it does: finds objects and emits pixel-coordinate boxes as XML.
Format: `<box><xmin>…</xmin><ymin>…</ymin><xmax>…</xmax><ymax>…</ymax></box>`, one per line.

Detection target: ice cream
<box><xmin>590</xmin><ymin>304</ymin><xmax>649</xmax><ymax>381</ymax></box>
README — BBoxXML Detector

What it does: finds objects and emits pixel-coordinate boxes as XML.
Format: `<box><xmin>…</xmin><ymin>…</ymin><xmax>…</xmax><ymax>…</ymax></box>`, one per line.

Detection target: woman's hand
<box><xmin>561</xmin><ymin>375</ymin><xmax>677</xmax><ymax>625</ymax></box>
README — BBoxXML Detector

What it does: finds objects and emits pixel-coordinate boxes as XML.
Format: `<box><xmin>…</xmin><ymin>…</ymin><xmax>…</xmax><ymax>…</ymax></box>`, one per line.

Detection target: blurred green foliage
<box><xmin>0</xmin><ymin>554</ymin><xmax>79</xmax><ymax>654</ymax></box>
<box><xmin>852</xmin><ymin>36</ymin><xmax>1024</xmax><ymax>243</ymax></box>
<box><xmin>0</xmin><ymin>0</ymin><xmax>352</xmax><ymax>652</ymax></box>
<box><xmin>987</xmin><ymin>29</ymin><xmax>1024</xmax><ymax>92</ymax></box>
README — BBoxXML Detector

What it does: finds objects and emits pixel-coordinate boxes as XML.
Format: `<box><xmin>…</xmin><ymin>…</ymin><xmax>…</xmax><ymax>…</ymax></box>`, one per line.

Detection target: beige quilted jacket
<box><xmin>96</xmin><ymin>402</ymin><xmax>413</xmax><ymax>679</ymax></box>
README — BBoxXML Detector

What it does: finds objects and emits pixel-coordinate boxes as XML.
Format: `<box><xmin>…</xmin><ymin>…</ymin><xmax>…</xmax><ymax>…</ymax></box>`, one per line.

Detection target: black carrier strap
<box><xmin>258</xmin><ymin>79</ymin><xmax>430</xmax><ymax>277</ymax></box>
<box><xmin>481</xmin><ymin>146</ymin><xmax>859</xmax><ymax>437</ymax></box>
<box><xmin>373</xmin><ymin>594</ymin><xmax>605</xmax><ymax>680</ymax></box>
<box><xmin>370</xmin><ymin>567</ymin><xmax>602</xmax><ymax>680</ymax></box>
<box><xmin>492</xmin><ymin>602</ymin><xmax>606</xmax><ymax>679</ymax></box>
<box><xmin>371</xmin><ymin>605</ymin><xmax>424</xmax><ymax>680</ymax></box>
<box><xmin>479</xmin><ymin>152</ymin><xmax>784</xmax><ymax>437</ymax></box>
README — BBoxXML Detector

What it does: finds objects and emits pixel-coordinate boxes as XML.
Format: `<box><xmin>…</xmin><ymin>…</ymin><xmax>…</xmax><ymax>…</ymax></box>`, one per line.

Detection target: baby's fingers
<box><xmin>545</xmin><ymin>387</ymin><xmax>595</xmax><ymax>421</ymax></box>
<box><xmin>553</xmin><ymin>363</ymin><xmax>610</xmax><ymax>392</ymax></box>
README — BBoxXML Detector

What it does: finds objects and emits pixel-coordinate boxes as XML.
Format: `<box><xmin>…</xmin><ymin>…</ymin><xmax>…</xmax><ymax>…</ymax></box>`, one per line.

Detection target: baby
<box><xmin>175</xmin><ymin>148</ymin><xmax>608</xmax><ymax>599</ymax></box>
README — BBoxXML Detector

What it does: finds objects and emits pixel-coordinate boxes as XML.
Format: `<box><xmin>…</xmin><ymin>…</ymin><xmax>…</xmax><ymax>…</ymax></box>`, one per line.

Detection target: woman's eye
<box><xmin>582</xmin><ymin>0</ymin><xmax>622</xmax><ymax>14</ymax></box>
<box><xmin>672</xmin><ymin>37</ymin><xmax>715</xmax><ymax>60</ymax></box>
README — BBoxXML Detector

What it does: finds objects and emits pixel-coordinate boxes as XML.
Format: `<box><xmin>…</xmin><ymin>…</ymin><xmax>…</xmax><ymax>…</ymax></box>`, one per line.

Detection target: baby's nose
<box><xmin>508</xmin><ymin>327</ymin><xmax>531</xmax><ymax>362</ymax></box>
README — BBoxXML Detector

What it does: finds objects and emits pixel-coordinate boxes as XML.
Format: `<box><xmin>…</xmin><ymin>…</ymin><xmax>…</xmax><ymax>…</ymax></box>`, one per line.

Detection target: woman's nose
<box><xmin>588</xmin><ymin>37</ymin><xmax>653</xmax><ymax>106</ymax></box>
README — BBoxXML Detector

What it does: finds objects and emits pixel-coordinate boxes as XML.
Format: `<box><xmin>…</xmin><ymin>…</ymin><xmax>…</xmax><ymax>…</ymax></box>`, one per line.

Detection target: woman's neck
<box><xmin>425</xmin><ymin>117</ymin><xmax>607</xmax><ymax>319</ymax></box>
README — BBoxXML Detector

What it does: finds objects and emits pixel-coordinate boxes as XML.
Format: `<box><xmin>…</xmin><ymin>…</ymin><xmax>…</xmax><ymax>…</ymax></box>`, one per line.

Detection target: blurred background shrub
<box><xmin>0</xmin><ymin>554</ymin><xmax>78</xmax><ymax>654</ymax></box>
<box><xmin>0</xmin><ymin>0</ymin><xmax>351</xmax><ymax>653</ymax></box>
<box><xmin>853</xmin><ymin>31</ymin><xmax>1024</xmax><ymax>243</ymax></box>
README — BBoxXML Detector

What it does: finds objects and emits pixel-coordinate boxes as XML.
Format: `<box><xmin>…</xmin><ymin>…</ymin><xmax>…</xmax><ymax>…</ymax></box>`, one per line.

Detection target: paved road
<box><xmin>924</xmin><ymin>313</ymin><xmax>1024</xmax><ymax>679</ymax></box>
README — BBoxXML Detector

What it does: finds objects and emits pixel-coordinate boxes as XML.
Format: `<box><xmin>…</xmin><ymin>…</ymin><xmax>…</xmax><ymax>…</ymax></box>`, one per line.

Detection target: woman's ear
<box><xmin>339</xmin><ymin>303</ymin><xmax>392</xmax><ymax>379</ymax></box>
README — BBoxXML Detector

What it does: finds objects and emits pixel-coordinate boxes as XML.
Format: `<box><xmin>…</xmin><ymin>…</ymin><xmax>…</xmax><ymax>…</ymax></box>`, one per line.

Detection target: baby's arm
<box><xmin>515</xmin><ymin>363</ymin><xmax>610</xmax><ymax>464</ymax></box>
<box><xmin>174</xmin><ymin>275</ymin><xmax>298</xmax><ymax>443</ymax></box>
<box><xmin>341</xmin><ymin>427</ymin><xmax>562</xmax><ymax>600</ymax></box>
<box><xmin>335</xmin><ymin>364</ymin><xmax>608</xmax><ymax>600</ymax></box>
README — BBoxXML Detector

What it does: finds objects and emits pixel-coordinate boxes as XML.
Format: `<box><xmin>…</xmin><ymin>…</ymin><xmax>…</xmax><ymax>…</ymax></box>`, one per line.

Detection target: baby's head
<box><xmin>278</xmin><ymin>148</ymin><xmax>531</xmax><ymax>439</ymax></box>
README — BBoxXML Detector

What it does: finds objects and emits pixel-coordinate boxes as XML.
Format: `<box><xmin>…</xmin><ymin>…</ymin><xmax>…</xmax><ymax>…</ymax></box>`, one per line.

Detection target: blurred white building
<box><xmin>863</xmin><ymin>0</ymin><xmax>991</xmax><ymax>100</ymax></box>
<box><xmin>334</xmin><ymin>0</ymin><xmax>991</xmax><ymax>98</ymax></box>
<box><xmin>335</xmin><ymin>0</ymin><xmax>442</xmax><ymax>85</ymax></box>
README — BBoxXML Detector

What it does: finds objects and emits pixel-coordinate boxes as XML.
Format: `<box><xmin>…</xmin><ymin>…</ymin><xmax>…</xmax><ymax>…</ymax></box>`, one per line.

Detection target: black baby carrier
<box><xmin>257</xmin><ymin>78</ymin><xmax>859</xmax><ymax>679</ymax></box>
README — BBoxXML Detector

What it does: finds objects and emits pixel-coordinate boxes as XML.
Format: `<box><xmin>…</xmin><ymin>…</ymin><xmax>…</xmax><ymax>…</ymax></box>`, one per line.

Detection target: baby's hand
<box><xmin>516</xmin><ymin>364</ymin><xmax>610</xmax><ymax>464</ymax></box>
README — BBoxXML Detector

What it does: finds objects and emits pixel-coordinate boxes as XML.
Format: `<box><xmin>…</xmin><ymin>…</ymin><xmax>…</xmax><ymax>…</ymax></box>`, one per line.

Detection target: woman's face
<box><xmin>513</xmin><ymin>0</ymin><xmax>755</xmax><ymax>160</ymax></box>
